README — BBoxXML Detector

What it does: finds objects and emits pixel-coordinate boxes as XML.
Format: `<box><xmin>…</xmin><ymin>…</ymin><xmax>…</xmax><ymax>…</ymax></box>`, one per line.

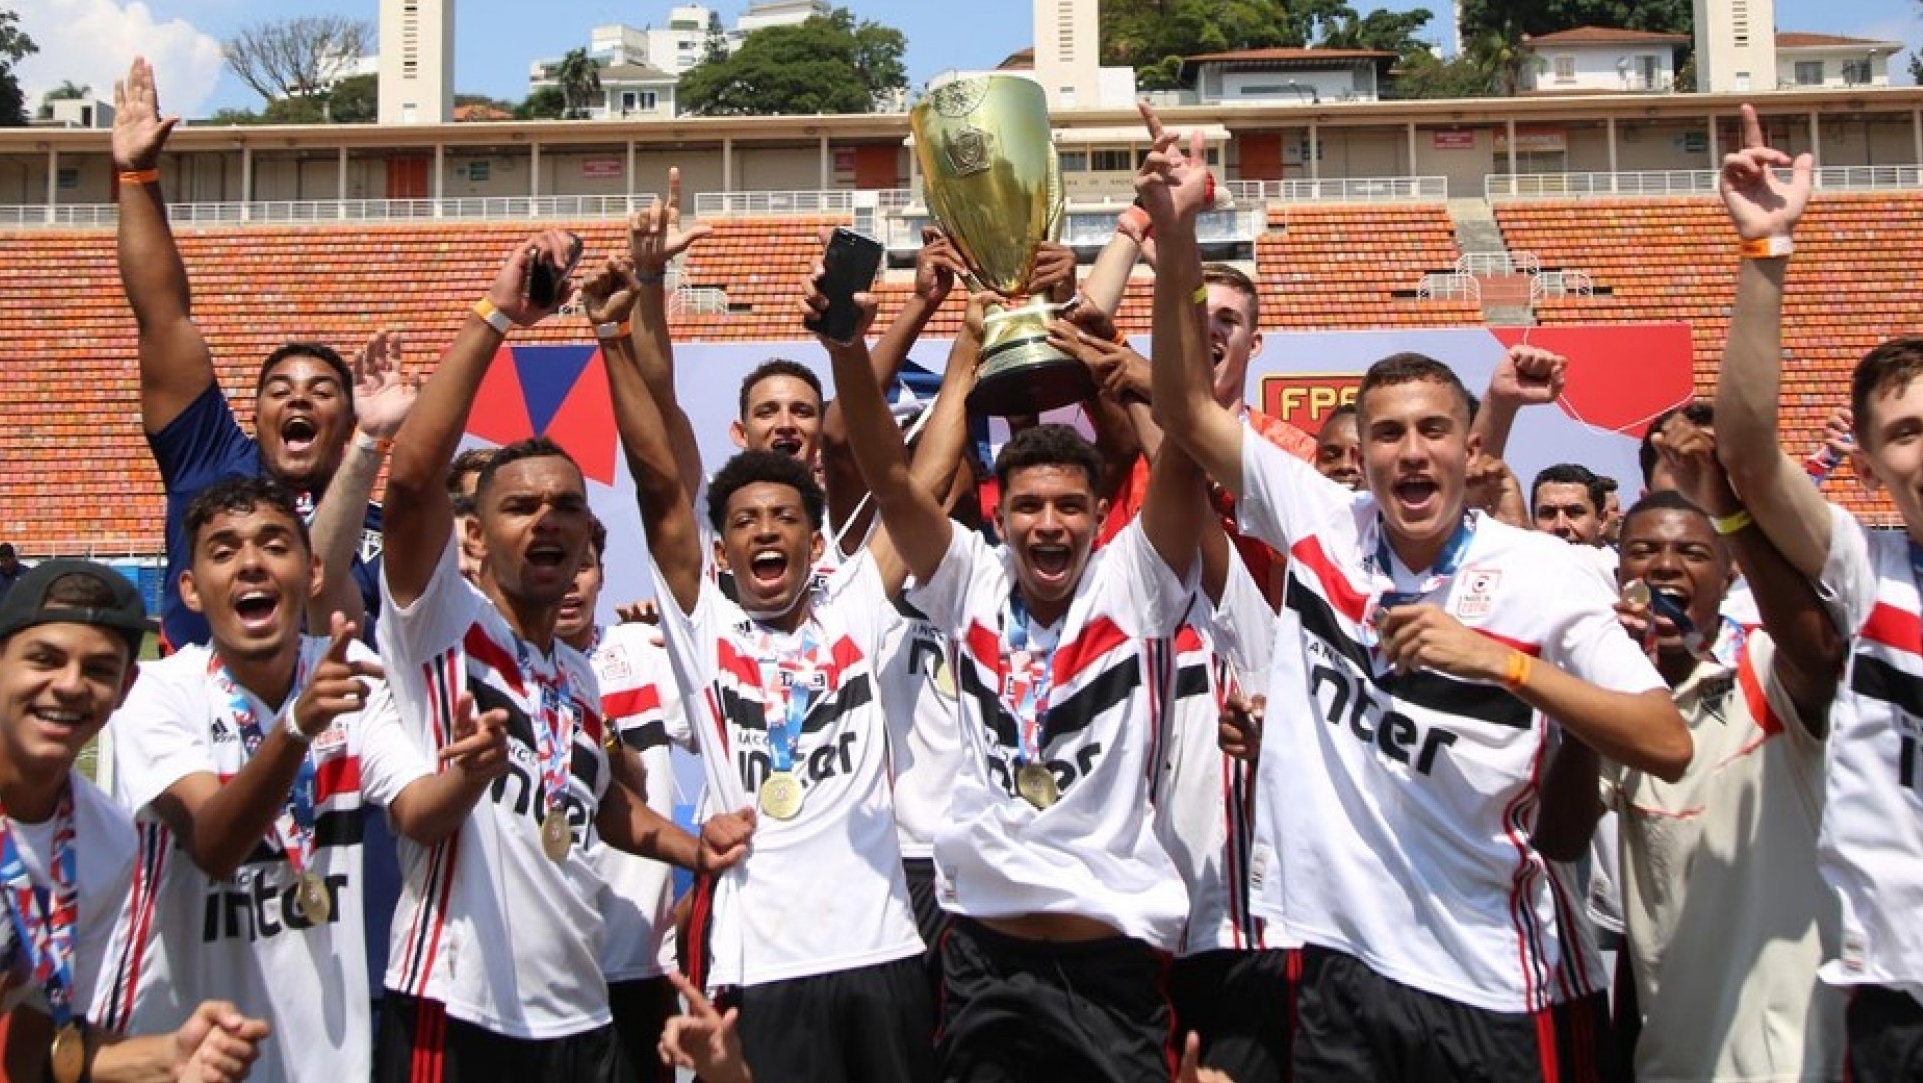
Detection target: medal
<box><xmin>759</xmin><ymin>771</ymin><xmax>805</xmax><ymax>820</ymax></box>
<box><xmin>1619</xmin><ymin>579</ymin><xmax>1652</xmax><ymax>608</ymax></box>
<box><xmin>541</xmin><ymin>809</ymin><xmax>572</xmax><ymax>862</ymax></box>
<box><xmin>933</xmin><ymin>657</ymin><xmax>956</xmax><ymax>699</ymax></box>
<box><xmin>1016</xmin><ymin>763</ymin><xmax>1060</xmax><ymax>810</ymax></box>
<box><xmin>294</xmin><ymin>870</ymin><xmax>332</xmax><ymax>924</ymax></box>
<box><xmin>48</xmin><ymin>1021</ymin><xmax>84</xmax><ymax>1083</ymax></box>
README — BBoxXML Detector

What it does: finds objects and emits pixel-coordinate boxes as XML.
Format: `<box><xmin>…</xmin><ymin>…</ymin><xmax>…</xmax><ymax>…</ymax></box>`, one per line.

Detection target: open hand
<box><xmin>112</xmin><ymin>57</ymin><xmax>178</xmax><ymax>172</ymax></box>
<box><xmin>352</xmin><ymin>330</ymin><xmax>418</xmax><ymax>439</ymax></box>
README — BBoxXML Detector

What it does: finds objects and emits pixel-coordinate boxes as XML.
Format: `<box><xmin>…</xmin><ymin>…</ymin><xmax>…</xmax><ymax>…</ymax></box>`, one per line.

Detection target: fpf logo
<box><xmin>1260</xmin><ymin>374</ymin><xmax>1361</xmax><ymax>435</ymax></box>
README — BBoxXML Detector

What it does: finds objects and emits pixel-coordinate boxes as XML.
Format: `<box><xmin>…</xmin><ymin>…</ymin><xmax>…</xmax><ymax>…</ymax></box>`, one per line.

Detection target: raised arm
<box><xmin>1078</xmin><ymin>217</ymin><xmax>1149</xmax><ymax>317</ymax></box>
<box><xmin>382</xmin><ymin>233</ymin><xmax>571</xmax><ymax>606</ymax></box>
<box><xmin>1470</xmin><ymin>346</ymin><xmax>1566</xmax><ymax>462</ymax></box>
<box><xmin>627</xmin><ymin>170</ymin><xmax>712</xmax><ymax>500</ymax></box>
<box><xmin>592</xmin><ymin>257</ymin><xmax>706</xmax><ymax>616</ymax></box>
<box><xmin>1141</xmin><ymin>104</ymin><xmax>1246</xmax><ymax>498</ymax></box>
<box><xmin>306</xmin><ymin>330</ymin><xmax>415</xmax><ymax>630</ymax></box>
<box><xmin>1712</xmin><ymin>104</ymin><xmax>1829</xmax><ymax>579</ymax></box>
<box><xmin>111</xmin><ymin>57</ymin><xmax>215</xmax><ymax>433</ymax></box>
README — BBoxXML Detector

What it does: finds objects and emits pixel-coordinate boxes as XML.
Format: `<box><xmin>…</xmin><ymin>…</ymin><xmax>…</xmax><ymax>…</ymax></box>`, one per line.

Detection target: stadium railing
<box><xmin>1487</xmin><ymin>165</ymin><xmax>1923</xmax><ymax>199</ymax></box>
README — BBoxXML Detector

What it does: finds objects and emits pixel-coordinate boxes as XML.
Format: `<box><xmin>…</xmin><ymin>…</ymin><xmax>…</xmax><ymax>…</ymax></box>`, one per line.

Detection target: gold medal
<box><xmin>295</xmin><ymin>870</ymin><xmax>333</xmax><ymax>924</ymax></box>
<box><xmin>1016</xmin><ymin>763</ymin><xmax>1059</xmax><ymax>810</ymax></box>
<box><xmin>759</xmin><ymin>771</ymin><xmax>805</xmax><ymax>821</ymax></box>
<box><xmin>933</xmin><ymin>658</ymin><xmax>956</xmax><ymax>699</ymax></box>
<box><xmin>541</xmin><ymin>809</ymin><xmax>572</xmax><ymax>862</ymax></box>
<box><xmin>49</xmin><ymin>1022</ymin><xmax>85</xmax><ymax>1083</ymax></box>
<box><xmin>1620</xmin><ymin>579</ymin><xmax>1652</xmax><ymax>608</ymax></box>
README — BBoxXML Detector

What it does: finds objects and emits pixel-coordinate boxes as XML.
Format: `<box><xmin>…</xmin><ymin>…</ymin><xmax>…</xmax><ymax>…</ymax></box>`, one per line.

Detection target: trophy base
<box><xmin>967</xmin><ymin>337</ymin><xmax>1094</xmax><ymax>417</ymax></box>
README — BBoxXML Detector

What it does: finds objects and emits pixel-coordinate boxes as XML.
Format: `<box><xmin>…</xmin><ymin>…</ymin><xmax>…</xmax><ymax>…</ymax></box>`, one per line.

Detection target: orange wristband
<box><xmin>1502</xmin><ymin>650</ymin><xmax>1532</xmax><ymax>691</ymax></box>
<box><xmin>1739</xmin><ymin>235</ymin><xmax>1794</xmax><ymax>259</ymax></box>
<box><xmin>118</xmin><ymin>168</ymin><xmax>160</xmax><ymax>186</ymax></box>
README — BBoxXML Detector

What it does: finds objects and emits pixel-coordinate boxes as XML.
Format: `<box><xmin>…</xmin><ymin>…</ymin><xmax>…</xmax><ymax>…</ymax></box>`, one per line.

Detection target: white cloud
<box><xmin>12</xmin><ymin>0</ymin><xmax>225</xmax><ymax>117</ymax></box>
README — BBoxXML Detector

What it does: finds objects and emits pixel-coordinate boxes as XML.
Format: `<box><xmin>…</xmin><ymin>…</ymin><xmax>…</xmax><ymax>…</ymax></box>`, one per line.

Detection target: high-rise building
<box><xmin>379</xmin><ymin>0</ymin><xmax>454</xmax><ymax>124</ymax></box>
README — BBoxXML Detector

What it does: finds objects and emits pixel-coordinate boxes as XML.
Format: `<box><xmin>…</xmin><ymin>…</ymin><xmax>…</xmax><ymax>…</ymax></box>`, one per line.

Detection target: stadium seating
<box><xmin>1498</xmin><ymin>192</ymin><xmax>1916</xmax><ymax>524</ymax></box>
<box><xmin>1258</xmin><ymin>205</ymin><xmax>1485</xmax><ymax>329</ymax></box>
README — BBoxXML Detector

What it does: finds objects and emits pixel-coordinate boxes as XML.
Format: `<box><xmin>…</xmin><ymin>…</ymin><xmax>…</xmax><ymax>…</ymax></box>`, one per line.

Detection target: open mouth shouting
<box><xmin>769</xmin><ymin>435</ymin><xmax>805</xmax><ymax>459</ymax></box>
<box><xmin>527</xmin><ymin>540</ymin><xmax>570</xmax><ymax>573</ymax></box>
<box><xmin>1391</xmin><ymin>475</ymin><xmax>1442</xmax><ymax>519</ymax></box>
<box><xmin>280</xmin><ymin>414</ymin><xmax>319</xmax><ymax>457</ymax></box>
<box><xmin>747</xmin><ymin>548</ymin><xmax>791</xmax><ymax>592</ymax></box>
<box><xmin>233</xmin><ymin>588</ymin><xmax>283</xmax><ymax>636</ymax></box>
<box><xmin>1028</xmin><ymin>543</ymin><xmax>1073</xmax><ymax>590</ymax></box>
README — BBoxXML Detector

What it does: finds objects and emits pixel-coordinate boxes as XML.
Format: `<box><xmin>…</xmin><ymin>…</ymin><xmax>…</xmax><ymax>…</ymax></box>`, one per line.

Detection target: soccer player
<box><xmin>829</xmin><ymin>121</ymin><xmax>1219</xmax><ymax>1080</ymax></box>
<box><xmin>96</xmin><ymin>477</ymin><xmax>485</xmax><ymax>1081</ymax></box>
<box><xmin>374</xmin><ymin>234</ymin><xmax>740</xmax><ymax>1082</ymax></box>
<box><xmin>609</xmin><ymin>225</ymin><xmax>938</xmax><ymax>1076</ymax></box>
<box><xmin>1142</xmin><ymin>97</ymin><xmax>1691</xmax><ymax>1082</ymax></box>
<box><xmin>1710</xmin><ymin>104</ymin><xmax>1923</xmax><ymax>1082</ymax></box>
<box><xmin>0</xmin><ymin>559</ymin><xmax>271</xmax><ymax>1083</ymax></box>
<box><xmin>1537</xmin><ymin>419</ymin><xmax>1846</xmax><ymax>1081</ymax></box>
<box><xmin>112</xmin><ymin>58</ymin><xmax>399</xmax><ymax>648</ymax></box>
<box><xmin>554</xmin><ymin>515</ymin><xmax>686</xmax><ymax>1082</ymax></box>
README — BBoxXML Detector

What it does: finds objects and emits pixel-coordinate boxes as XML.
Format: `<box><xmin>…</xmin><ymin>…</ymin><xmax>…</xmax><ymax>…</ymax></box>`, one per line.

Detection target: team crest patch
<box><xmin>1454</xmin><ymin>568</ymin><xmax>1501</xmax><ymax>619</ymax></box>
<box><xmin>358</xmin><ymin>527</ymin><xmax>384</xmax><ymax>565</ymax></box>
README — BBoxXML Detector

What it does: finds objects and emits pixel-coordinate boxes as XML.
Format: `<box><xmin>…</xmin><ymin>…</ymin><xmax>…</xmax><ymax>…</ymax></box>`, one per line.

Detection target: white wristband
<box><xmin>283</xmin><ymin>706</ymin><xmax>315</xmax><ymax>745</ymax></box>
<box><xmin>594</xmin><ymin>320</ymin><xmax>631</xmax><ymax>341</ymax></box>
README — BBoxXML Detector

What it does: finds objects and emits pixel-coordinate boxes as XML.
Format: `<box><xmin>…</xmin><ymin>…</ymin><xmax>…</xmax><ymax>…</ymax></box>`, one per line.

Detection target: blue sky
<box><xmin>11</xmin><ymin>0</ymin><xmax>1919</xmax><ymax>118</ymax></box>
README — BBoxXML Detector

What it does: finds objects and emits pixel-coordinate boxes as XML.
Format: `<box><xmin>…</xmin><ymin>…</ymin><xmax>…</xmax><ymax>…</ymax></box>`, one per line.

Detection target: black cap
<box><xmin>0</xmin><ymin>559</ymin><xmax>147</xmax><ymax>656</ymax></box>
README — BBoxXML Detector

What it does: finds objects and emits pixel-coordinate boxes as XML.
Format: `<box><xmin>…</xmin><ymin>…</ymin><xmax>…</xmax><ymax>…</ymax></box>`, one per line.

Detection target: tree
<box><xmin>1390</xmin><ymin>52</ymin><xmax>1496</xmax><ymax>98</ymax></box>
<box><xmin>0</xmin><ymin>8</ymin><xmax>38</xmax><ymax>128</ymax></box>
<box><xmin>1318</xmin><ymin>7</ymin><xmax>1434</xmax><ymax>61</ymax></box>
<box><xmin>515</xmin><ymin>86</ymin><xmax>567</xmax><ymax>121</ymax></box>
<box><xmin>702</xmin><ymin>11</ymin><xmax>732</xmax><ymax>65</ymax></box>
<box><xmin>1100</xmin><ymin>0</ymin><xmax>1421</xmax><ymax>90</ymax></box>
<box><xmin>1458</xmin><ymin>0</ymin><xmax>1691</xmax><ymax>45</ymax></box>
<box><xmin>223</xmin><ymin>16</ymin><xmax>373</xmax><ymax>103</ymax></box>
<box><xmin>550</xmin><ymin>48</ymin><xmax>601</xmax><ymax>119</ymax></box>
<box><xmin>326</xmin><ymin>73</ymin><xmax>377</xmax><ymax>122</ymax></box>
<box><xmin>677</xmin><ymin>7</ymin><xmax>906</xmax><ymax>116</ymax></box>
<box><xmin>35</xmin><ymin>79</ymin><xmax>88</xmax><ymax>120</ymax></box>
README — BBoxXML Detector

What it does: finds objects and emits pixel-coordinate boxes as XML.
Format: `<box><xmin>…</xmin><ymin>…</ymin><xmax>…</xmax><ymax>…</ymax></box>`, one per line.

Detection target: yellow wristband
<box><xmin>117</xmin><ymin>168</ymin><xmax>160</xmax><ymax>186</ymax></box>
<box><xmin>1712</xmin><ymin>507</ymin><xmax>1755</xmax><ymax>536</ymax></box>
<box><xmin>1502</xmin><ymin>650</ymin><xmax>1533</xmax><ymax>692</ymax></box>
<box><xmin>1740</xmin><ymin>235</ymin><xmax>1794</xmax><ymax>259</ymax></box>
<box><xmin>473</xmin><ymin>298</ymin><xmax>512</xmax><ymax>334</ymax></box>
<box><xmin>1192</xmin><ymin>284</ymin><xmax>1209</xmax><ymax>304</ymax></box>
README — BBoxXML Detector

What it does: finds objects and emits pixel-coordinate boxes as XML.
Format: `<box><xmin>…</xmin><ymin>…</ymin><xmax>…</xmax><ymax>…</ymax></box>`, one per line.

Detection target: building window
<box><xmin>1553</xmin><ymin>56</ymin><xmax>1575</xmax><ymax>82</ymax></box>
<box><xmin>1843</xmin><ymin>59</ymin><xmax>1872</xmax><ymax>84</ymax></box>
<box><xmin>1058</xmin><ymin>150</ymin><xmax>1088</xmax><ymax>172</ymax></box>
<box><xmin>1794</xmin><ymin>60</ymin><xmax>1825</xmax><ymax>85</ymax></box>
<box><xmin>1090</xmin><ymin>148</ymin><xmax>1135</xmax><ymax>172</ymax></box>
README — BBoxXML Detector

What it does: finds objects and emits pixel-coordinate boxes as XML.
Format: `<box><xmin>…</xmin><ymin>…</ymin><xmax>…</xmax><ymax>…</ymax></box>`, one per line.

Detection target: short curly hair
<box><xmin>707</xmin><ymin>449</ymin><xmax>826</xmax><ymax>534</ymax></box>
<box><xmin>993</xmin><ymin>424</ymin><xmax>1104</xmax><ymax>493</ymax></box>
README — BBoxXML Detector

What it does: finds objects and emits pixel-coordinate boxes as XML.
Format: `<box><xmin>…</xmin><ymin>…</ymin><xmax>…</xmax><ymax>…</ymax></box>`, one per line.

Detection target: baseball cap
<box><xmin>0</xmin><ymin>559</ymin><xmax>148</xmax><ymax>656</ymax></box>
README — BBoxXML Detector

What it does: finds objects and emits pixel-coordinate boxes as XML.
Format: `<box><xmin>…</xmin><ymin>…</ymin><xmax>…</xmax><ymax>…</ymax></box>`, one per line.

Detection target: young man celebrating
<box><xmin>97</xmin><ymin>477</ymin><xmax>499</xmax><ymax>1081</ymax></box>
<box><xmin>0</xmin><ymin>559</ymin><xmax>270</xmax><ymax>1083</ymax></box>
<box><xmin>375</xmin><ymin>234</ymin><xmax>739</xmax><ymax>1081</ymax></box>
<box><xmin>829</xmin><ymin>120</ymin><xmax>1217</xmax><ymax>1079</ymax></box>
<box><xmin>607</xmin><ymin>221</ymin><xmax>937</xmax><ymax>1076</ymax></box>
<box><xmin>1710</xmin><ymin>104</ymin><xmax>1923</xmax><ymax>1081</ymax></box>
<box><xmin>1142</xmin><ymin>100</ymin><xmax>1691</xmax><ymax>1082</ymax></box>
<box><xmin>113</xmin><ymin>59</ymin><xmax>407</xmax><ymax>647</ymax></box>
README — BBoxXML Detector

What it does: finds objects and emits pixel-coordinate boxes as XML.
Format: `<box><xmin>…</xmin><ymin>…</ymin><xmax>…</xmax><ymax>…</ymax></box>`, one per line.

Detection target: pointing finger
<box><xmin>1137</xmin><ymin>99</ymin><xmax>1164</xmax><ymax>142</ymax></box>
<box><xmin>325</xmin><ymin>613</ymin><xmax>356</xmax><ymax>663</ymax></box>
<box><xmin>667</xmin><ymin>166</ymin><xmax>682</xmax><ymax>214</ymax></box>
<box><xmin>1740</xmin><ymin>103</ymin><xmax>1764</xmax><ymax>150</ymax></box>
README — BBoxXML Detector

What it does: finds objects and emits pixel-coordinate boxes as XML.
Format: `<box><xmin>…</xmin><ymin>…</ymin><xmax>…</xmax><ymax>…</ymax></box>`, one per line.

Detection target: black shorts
<box><xmin>374</xmin><ymin>991</ymin><xmax>631</xmax><ymax>1083</ymax></box>
<box><xmin>717</xmin><ymin>954</ymin><xmax>936</xmax><ymax>1083</ymax></box>
<box><xmin>1169</xmin><ymin>947</ymin><xmax>1298</xmax><ymax>1083</ymax></box>
<box><xmin>608</xmin><ymin>975</ymin><xmax>678</xmax><ymax>1083</ymax></box>
<box><xmin>936</xmin><ymin>916</ymin><xmax>1175</xmax><ymax>1083</ymax></box>
<box><xmin>904</xmin><ymin>856</ymin><xmax>952</xmax><ymax>987</ymax></box>
<box><xmin>1293</xmin><ymin>945</ymin><xmax>1600</xmax><ymax>1083</ymax></box>
<box><xmin>1846</xmin><ymin>983</ymin><xmax>1923</xmax><ymax>1082</ymax></box>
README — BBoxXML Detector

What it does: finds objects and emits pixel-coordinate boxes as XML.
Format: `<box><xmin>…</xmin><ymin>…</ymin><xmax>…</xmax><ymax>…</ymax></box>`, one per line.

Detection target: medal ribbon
<box><xmin>1000</xmin><ymin>593</ymin><xmax>1058</xmax><ymax>767</ymax></box>
<box><xmin>521</xmin><ymin>643</ymin><xmax>578</xmax><ymax>820</ymax></box>
<box><xmin>0</xmin><ymin>787</ymin><xmax>79</xmax><ymax>1029</ymax></box>
<box><xmin>755</xmin><ymin>623</ymin><xmax>824</xmax><ymax>775</ymax></box>
<box><xmin>209</xmin><ymin>652</ymin><xmax>319</xmax><ymax>880</ymax></box>
<box><xmin>1365</xmin><ymin>515</ymin><xmax>1476</xmax><ymax>650</ymax></box>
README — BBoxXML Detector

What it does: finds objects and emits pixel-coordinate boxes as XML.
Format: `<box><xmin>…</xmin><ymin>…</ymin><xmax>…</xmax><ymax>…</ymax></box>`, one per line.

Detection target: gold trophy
<box><xmin>911</xmin><ymin>75</ymin><xmax>1092</xmax><ymax>416</ymax></box>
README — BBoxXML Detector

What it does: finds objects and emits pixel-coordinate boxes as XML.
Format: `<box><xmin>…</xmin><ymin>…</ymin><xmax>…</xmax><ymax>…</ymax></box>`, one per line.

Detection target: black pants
<box><xmin>374</xmin><ymin>991</ymin><xmax>630</xmax><ymax>1083</ymax></box>
<box><xmin>936</xmin><ymin>916</ymin><xmax>1175</xmax><ymax>1083</ymax></box>
<box><xmin>1170</xmin><ymin>948</ymin><xmax>1297</xmax><ymax>1083</ymax></box>
<box><xmin>1294</xmin><ymin>944</ymin><xmax>1591</xmax><ymax>1083</ymax></box>
<box><xmin>1847</xmin><ymin>983</ymin><xmax>1923</xmax><ymax>1083</ymax></box>
<box><xmin>904</xmin><ymin>856</ymin><xmax>952</xmax><ymax>992</ymax></box>
<box><xmin>718</xmin><ymin>954</ymin><xmax>936</xmax><ymax>1083</ymax></box>
<box><xmin>608</xmin><ymin>975</ymin><xmax>677</xmax><ymax>1083</ymax></box>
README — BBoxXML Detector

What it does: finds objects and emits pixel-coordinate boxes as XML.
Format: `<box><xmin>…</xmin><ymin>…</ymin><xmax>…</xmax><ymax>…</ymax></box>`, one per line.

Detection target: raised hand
<box><xmin>352</xmin><ymin>330</ymin><xmax>418</xmax><ymax>439</ymax></box>
<box><xmin>914</xmin><ymin>227</ymin><xmax>968</xmax><ymax>307</ymax></box>
<box><xmin>292</xmin><ymin>613</ymin><xmax>383</xmax><ymax>739</ymax></box>
<box><xmin>486</xmin><ymin>230</ymin><xmax>579</xmax><ymax>327</ymax></box>
<box><xmin>111</xmin><ymin>56</ymin><xmax>178</xmax><ymax>172</ymax></box>
<box><xmin>1045</xmin><ymin>317</ymin><xmax>1148</xmax><ymax>403</ymax></box>
<box><xmin>659</xmin><ymin>972</ymin><xmax>752</xmax><ymax>1083</ymax></box>
<box><xmin>1031</xmin><ymin>241</ymin><xmax>1078</xmax><ymax>305</ymax></box>
<box><xmin>631</xmin><ymin>167</ymin><xmax>714</xmax><ymax>275</ymax></box>
<box><xmin>580</xmin><ymin>255</ymin><xmax>642</xmax><ymax>326</ymax></box>
<box><xmin>1488</xmin><ymin>345</ymin><xmax>1566</xmax><ymax>408</ymax></box>
<box><xmin>697</xmin><ymin>807</ymin><xmax>757</xmax><ymax>872</ymax></box>
<box><xmin>439</xmin><ymin>690</ymin><xmax>510</xmax><ymax>780</ymax></box>
<box><xmin>1719</xmin><ymin>103</ymin><xmax>1814</xmax><ymax>241</ymax></box>
<box><xmin>1651</xmin><ymin>414</ymin><xmax>1739</xmax><ymax>515</ymax></box>
<box><xmin>1134</xmin><ymin>101</ymin><xmax>1213</xmax><ymax>230</ymax></box>
<box><xmin>616</xmin><ymin>598</ymin><xmax>662</xmax><ymax>626</ymax></box>
<box><xmin>173</xmin><ymin>1000</ymin><xmax>271</xmax><ymax>1083</ymax></box>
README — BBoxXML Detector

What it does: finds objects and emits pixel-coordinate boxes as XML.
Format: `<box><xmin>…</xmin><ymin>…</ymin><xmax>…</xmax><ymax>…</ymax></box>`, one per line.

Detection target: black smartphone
<box><xmin>805</xmin><ymin>227</ymin><xmax>885</xmax><ymax>343</ymax></box>
<box><xmin>527</xmin><ymin>231</ymin><xmax>585</xmax><ymax>309</ymax></box>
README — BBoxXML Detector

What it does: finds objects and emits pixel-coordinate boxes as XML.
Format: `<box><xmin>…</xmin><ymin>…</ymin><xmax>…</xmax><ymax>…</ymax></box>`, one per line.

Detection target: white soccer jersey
<box><xmin>1236</xmin><ymin>436</ymin><xmax>1665</xmax><ymax>1013</ymax></box>
<box><xmin>0</xmin><ymin>774</ymin><xmax>136</xmax><ymax>1026</ymax></box>
<box><xmin>588</xmin><ymin>623</ymin><xmax>681</xmax><ymax>983</ymax></box>
<box><xmin>879</xmin><ymin>596</ymin><xmax>965</xmax><ymax>859</ymax></box>
<box><xmin>1816</xmin><ymin>503</ymin><xmax>1923</xmax><ymax>999</ymax></box>
<box><xmin>907</xmin><ymin>519</ymin><xmax>1194</xmax><ymax>951</ymax></box>
<box><xmin>99</xmin><ymin>639</ymin><xmax>425</xmax><ymax>1081</ymax></box>
<box><xmin>379</xmin><ymin>540</ymin><xmax>615</xmax><ymax>1039</ymax></box>
<box><xmin>1154</xmin><ymin>550</ymin><xmax>1285</xmax><ymax>957</ymax></box>
<box><xmin>654</xmin><ymin>552</ymin><xmax>922</xmax><ymax>991</ymax></box>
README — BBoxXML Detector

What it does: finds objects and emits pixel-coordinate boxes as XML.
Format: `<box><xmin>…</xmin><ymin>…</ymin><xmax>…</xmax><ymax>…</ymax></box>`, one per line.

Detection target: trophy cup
<box><xmin>911</xmin><ymin>75</ymin><xmax>1093</xmax><ymax>416</ymax></box>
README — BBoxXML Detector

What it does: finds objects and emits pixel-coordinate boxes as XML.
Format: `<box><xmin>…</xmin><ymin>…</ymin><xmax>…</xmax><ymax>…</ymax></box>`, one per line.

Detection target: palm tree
<box><xmin>552</xmin><ymin>48</ymin><xmax>601</xmax><ymax>120</ymax></box>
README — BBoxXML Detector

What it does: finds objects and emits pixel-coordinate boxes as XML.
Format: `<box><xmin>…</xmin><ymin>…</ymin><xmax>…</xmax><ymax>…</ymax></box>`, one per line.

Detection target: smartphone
<box><xmin>805</xmin><ymin>227</ymin><xmax>885</xmax><ymax>343</ymax></box>
<box><xmin>527</xmin><ymin>231</ymin><xmax>585</xmax><ymax>309</ymax></box>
